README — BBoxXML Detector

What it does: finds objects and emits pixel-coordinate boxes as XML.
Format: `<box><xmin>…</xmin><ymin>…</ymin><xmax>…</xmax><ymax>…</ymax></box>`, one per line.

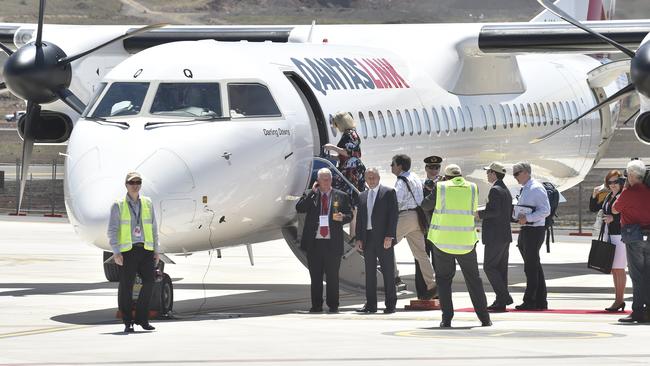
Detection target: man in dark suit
<box><xmin>354</xmin><ymin>168</ymin><xmax>399</xmax><ymax>313</ymax></box>
<box><xmin>296</xmin><ymin>167</ymin><xmax>352</xmax><ymax>313</ymax></box>
<box><xmin>478</xmin><ymin>162</ymin><xmax>514</xmax><ymax>312</ymax></box>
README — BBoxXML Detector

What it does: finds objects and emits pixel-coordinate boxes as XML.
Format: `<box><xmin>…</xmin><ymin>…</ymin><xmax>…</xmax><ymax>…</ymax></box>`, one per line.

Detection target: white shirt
<box><xmin>366</xmin><ymin>186</ymin><xmax>379</xmax><ymax>230</ymax></box>
<box><xmin>395</xmin><ymin>171</ymin><xmax>424</xmax><ymax>211</ymax></box>
<box><xmin>315</xmin><ymin>190</ymin><xmax>332</xmax><ymax>239</ymax></box>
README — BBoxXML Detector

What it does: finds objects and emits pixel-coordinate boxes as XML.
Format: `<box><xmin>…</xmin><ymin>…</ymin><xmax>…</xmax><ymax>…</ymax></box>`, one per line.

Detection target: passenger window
<box><xmin>448</xmin><ymin>107</ymin><xmax>458</xmax><ymax>133</ymax></box>
<box><xmin>488</xmin><ymin>105</ymin><xmax>497</xmax><ymax>130</ymax></box>
<box><xmin>396</xmin><ymin>110</ymin><xmax>405</xmax><ymax>136</ymax></box>
<box><xmin>369</xmin><ymin>111</ymin><xmax>378</xmax><ymax>139</ymax></box>
<box><xmin>456</xmin><ymin>107</ymin><xmax>465</xmax><ymax>132</ymax></box>
<box><xmin>479</xmin><ymin>105</ymin><xmax>488</xmax><ymax>131</ymax></box>
<box><xmin>431</xmin><ymin>107</ymin><xmax>441</xmax><ymax>135</ymax></box>
<box><xmin>441</xmin><ymin>108</ymin><xmax>450</xmax><ymax>134</ymax></box>
<box><xmin>358</xmin><ymin>112</ymin><xmax>368</xmax><ymax>138</ymax></box>
<box><xmin>92</xmin><ymin>82</ymin><xmax>149</xmax><ymax>118</ymax></box>
<box><xmin>533</xmin><ymin>103</ymin><xmax>541</xmax><ymax>126</ymax></box>
<box><xmin>526</xmin><ymin>104</ymin><xmax>534</xmax><ymax>127</ymax></box>
<box><xmin>564</xmin><ymin>101</ymin><xmax>573</xmax><ymax>121</ymax></box>
<box><xmin>512</xmin><ymin>104</ymin><xmax>520</xmax><ymax>127</ymax></box>
<box><xmin>571</xmin><ymin>101</ymin><xmax>579</xmax><ymax>123</ymax></box>
<box><xmin>551</xmin><ymin>102</ymin><xmax>559</xmax><ymax>125</ymax></box>
<box><xmin>386</xmin><ymin>110</ymin><xmax>396</xmax><ymax>137</ymax></box>
<box><xmin>504</xmin><ymin>104</ymin><xmax>513</xmax><ymax>128</ymax></box>
<box><xmin>422</xmin><ymin>108</ymin><xmax>431</xmax><ymax>135</ymax></box>
<box><xmin>228</xmin><ymin>83</ymin><xmax>280</xmax><ymax>117</ymax></box>
<box><xmin>519</xmin><ymin>104</ymin><xmax>527</xmax><ymax>127</ymax></box>
<box><xmin>377</xmin><ymin>111</ymin><xmax>387</xmax><ymax>138</ymax></box>
<box><xmin>545</xmin><ymin>103</ymin><xmax>552</xmax><ymax>126</ymax></box>
<box><xmin>405</xmin><ymin>109</ymin><xmax>414</xmax><ymax>136</ymax></box>
<box><xmin>464</xmin><ymin>106</ymin><xmax>473</xmax><ymax>132</ymax></box>
<box><xmin>499</xmin><ymin>104</ymin><xmax>507</xmax><ymax>129</ymax></box>
<box><xmin>413</xmin><ymin>109</ymin><xmax>422</xmax><ymax>135</ymax></box>
<box><xmin>558</xmin><ymin>102</ymin><xmax>566</xmax><ymax>124</ymax></box>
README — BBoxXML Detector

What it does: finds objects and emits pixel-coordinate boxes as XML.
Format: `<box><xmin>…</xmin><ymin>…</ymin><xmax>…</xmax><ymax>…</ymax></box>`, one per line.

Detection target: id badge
<box><xmin>319</xmin><ymin>215</ymin><xmax>329</xmax><ymax>227</ymax></box>
<box><xmin>133</xmin><ymin>225</ymin><xmax>142</xmax><ymax>236</ymax></box>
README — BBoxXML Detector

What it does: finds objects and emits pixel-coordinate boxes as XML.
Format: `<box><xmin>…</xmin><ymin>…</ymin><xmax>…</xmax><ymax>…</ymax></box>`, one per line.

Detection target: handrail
<box><xmin>312</xmin><ymin>156</ymin><xmax>361</xmax><ymax>196</ymax></box>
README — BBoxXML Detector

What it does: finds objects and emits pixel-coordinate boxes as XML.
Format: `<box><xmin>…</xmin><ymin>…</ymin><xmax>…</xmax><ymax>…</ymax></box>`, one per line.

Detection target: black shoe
<box><xmin>605</xmin><ymin>302</ymin><xmax>626</xmax><ymax>312</ymax></box>
<box><xmin>328</xmin><ymin>307</ymin><xmax>339</xmax><ymax>313</ymax></box>
<box><xmin>356</xmin><ymin>307</ymin><xmax>377</xmax><ymax>313</ymax></box>
<box><xmin>136</xmin><ymin>322</ymin><xmax>155</xmax><ymax>331</ymax></box>
<box><xmin>309</xmin><ymin>307</ymin><xmax>323</xmax><ymax>313</ymax></box>
<box><xmin>618</xmin><ymin>314</ymin><xmax>643</xmax><ymax>323</ymax></box>
<box><xmin>422</xmin><ymin>286</ymin><xmax>438</xmax><ymax>300</ymax></box>
<box><xmin>487</xmin><ymin>305</ymin><xmax>506</xmax><ymax>313</ymax></box>
<box><xmin>123</xmin><ymin>324</ymin><xmax>134</xmax><ymax>333</ymax></box>
<box><xmin>383</xmin><ymin>308</ymin><xmax>396</xmax><ymax>314</ymax></box>
<box><xmin>515</xmin><ymin>303</ymin><xmax>540</xmax><ymax>311</ymax></box>
<box><xmin>439</xmin><ymin>320</ymin><xmax>451</xmax><ymax>328</ymax></box>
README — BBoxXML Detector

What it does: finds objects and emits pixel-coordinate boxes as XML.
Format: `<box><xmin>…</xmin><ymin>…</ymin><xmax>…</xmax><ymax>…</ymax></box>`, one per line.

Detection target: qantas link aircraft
<box><xmin>1</xmin><ymin>0</ymin><xmax>650</xmax><ymax>312</ymax></box>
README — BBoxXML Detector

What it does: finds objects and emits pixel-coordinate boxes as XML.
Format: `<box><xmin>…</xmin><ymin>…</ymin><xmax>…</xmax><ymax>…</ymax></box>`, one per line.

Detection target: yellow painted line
<box><xmin>0</xmin><ymin>324</ymin><xmax>92</xmax><ymax>339</ymax></box>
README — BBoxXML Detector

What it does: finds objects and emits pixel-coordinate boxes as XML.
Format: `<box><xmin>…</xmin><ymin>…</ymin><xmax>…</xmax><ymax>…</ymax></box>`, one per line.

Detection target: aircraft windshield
<box><xmin>151</xmin><ymin>83</ymin><xmax>222</xmax><ymax>117</ymax></box>
<box><xmin>91</xmin><ymin>82</ymin><xmax>149</xmax><ymax>118</ymax></box>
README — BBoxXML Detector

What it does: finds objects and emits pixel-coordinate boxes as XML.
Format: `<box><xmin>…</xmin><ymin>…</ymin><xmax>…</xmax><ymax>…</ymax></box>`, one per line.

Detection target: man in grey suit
<box><xmin>355</xmin><ymin>168</ymin><xmax>399</xmax><ymax>313</ymax></box>
<box><xmin>478</xmin><ymin>162</ymin><xmax>514</xmax><ymax>312</ymax></box>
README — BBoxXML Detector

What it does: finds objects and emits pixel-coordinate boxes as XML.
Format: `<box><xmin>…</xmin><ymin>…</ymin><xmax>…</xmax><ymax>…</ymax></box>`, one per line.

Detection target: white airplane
<box><xmin>1</xmin><ymin>0</ymin><xmax>649</xmax><ymax>313</ymax></box>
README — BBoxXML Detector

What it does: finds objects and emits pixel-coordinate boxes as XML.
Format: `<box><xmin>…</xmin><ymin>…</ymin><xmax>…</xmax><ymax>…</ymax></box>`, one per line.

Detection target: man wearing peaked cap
<box><xmin>421</xmin><ymin>163</ymin><xmax>491</xmax><ymax>327</ymax></box>
<box><xmin>414</xmin><ymin>155</ymin><xmax>444</xmax><ymax>300</ymax></box>
<box><xmin>478</xmin><ymin>162</ymin><xmax>514</xmax><ymax>312</ymax></box>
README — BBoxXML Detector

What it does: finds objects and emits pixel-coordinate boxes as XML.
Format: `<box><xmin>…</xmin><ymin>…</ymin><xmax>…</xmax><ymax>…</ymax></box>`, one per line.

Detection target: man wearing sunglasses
<box><xmin>512</xmin><ymin>162</ymin><xmax>550</xmax><ymax>311</ymax></box>
<box><xmin>107</xmin><ymin>171</ymin><xmax>160</xmax><ymax>333</ymax></box>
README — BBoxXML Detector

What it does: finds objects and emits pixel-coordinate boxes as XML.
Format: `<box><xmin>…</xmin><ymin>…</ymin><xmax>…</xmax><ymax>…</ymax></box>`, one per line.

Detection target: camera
<box><xmin>424</xmin><ymin>178</ymin><xmax>435</xmax><ymax>190</ymax></box>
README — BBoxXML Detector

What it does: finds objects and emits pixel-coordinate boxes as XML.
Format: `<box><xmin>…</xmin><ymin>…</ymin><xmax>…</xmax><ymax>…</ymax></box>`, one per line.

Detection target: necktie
<box><xmin>367</xmin><ymin>189</ymin><xmax>375</xmax><ymax>230</ymax></box>
<box><xmin>320</xmin><ymin>193</ymin><xmax>329</xmax><ymax>237</ymax></box>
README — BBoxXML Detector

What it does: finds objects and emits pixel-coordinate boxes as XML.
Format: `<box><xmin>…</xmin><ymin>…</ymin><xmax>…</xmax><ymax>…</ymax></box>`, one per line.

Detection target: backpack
<box><xmin>542</xmin><ymin>182</ymin><xmax>560</xmax><ymax>253</ymax></box>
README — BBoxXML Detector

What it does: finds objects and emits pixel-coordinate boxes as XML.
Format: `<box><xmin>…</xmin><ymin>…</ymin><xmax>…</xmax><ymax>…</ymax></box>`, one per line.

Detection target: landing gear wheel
<box><xmin>103</xmin><ymin>251</ymin><xmax>119</xmax><ymax>282</ymax></box>
<box><xmin>151</xmin><ymin>272</ymin><xmax>173</xmax><ymax>317</ymax></box>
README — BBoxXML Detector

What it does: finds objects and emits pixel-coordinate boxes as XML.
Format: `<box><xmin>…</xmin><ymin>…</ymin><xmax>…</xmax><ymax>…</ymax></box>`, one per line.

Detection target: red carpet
<box><xmin>455</xmin><ymin>308</ymin><xmax>631</xmax><ymax>315</ymax></box>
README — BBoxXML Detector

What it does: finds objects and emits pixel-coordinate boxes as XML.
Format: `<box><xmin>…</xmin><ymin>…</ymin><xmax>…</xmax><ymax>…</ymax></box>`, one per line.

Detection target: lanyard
<box><xmin>127</xmin><ymin>198</ymin><xmax>141</xmax><ymax>225</ymax></box>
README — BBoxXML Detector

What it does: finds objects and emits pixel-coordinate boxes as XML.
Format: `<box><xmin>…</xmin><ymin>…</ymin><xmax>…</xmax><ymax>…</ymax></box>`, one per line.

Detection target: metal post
<box><xmin>51</xmin><ymin>159</ymin><xmax>56</xmax><ymax>216</ymax></box>
<box><xmin>15</xmin><ymin>159</ymin><xmax>19</xmax><ymax>214</ymax></box>
<box><xmin>27</xmin><ymin>172</ymin><xmax>32</xmax><ymax>213</ymax></box>
<box><xmin>577</xmin><ymin>183</ymin><xmax>583</xmax><ymax>234</ymax></box>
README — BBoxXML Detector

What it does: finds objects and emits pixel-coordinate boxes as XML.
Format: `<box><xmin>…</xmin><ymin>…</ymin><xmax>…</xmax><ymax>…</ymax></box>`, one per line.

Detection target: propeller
<box><xmin>0</xmin><ymin>0</ymin><xmax>165</xmax><ymax>213</ymax></box>
<box><xmin>531</xmin><ymin>0</ymin><xmax>650</xmax><ymax>144</ymax></box>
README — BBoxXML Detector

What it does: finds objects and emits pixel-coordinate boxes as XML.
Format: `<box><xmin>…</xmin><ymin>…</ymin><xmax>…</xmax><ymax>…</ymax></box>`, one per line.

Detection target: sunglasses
<box><xmin>127</xmin><ymin>180</ymin><xmax>142</xmax><ymax>185</ymax></box>
<box><xmin>607</xmin><ymin>180</ymin><xmax>619</xmax><ymax>185</ymax></box>
<box><xmin>513</xmin><ymin>171</ymin><xmax>522</xmax><ymax>177</ymax></box>
<box><xmin>426</xmin><ymin>165</ymin><xmax>440</xmax><ymax>170</ymax></box>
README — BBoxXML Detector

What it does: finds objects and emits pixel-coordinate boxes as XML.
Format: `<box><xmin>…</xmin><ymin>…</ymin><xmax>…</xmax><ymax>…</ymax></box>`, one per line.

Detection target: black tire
<box><xmin>102</xmin><ymin>251</ymin><xmax>120</xmax><ymax>282</ymax></box>
<box><xmin>151</xmin><ymin>273</ymin><xmax>173</xmax><ymax>316</ymax></box>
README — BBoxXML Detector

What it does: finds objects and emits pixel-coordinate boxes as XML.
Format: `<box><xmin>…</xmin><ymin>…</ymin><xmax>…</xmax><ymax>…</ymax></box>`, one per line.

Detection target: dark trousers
<box><xmin>307</xmin><ymin>239</ymin><xmax>341</xmax><ymax>309</ymax></box>
<box><xmin>432</xmin><ymin>245</ymin><xmax>489</xmax><ymax>321</ymax></box>
<box><xmin>625</xmin><ymin>240</ymin><xmax>650</xmax><ymax>318</ymax></box>
<box><xmin>118</xmin><ymin>246</ymin><xmax>155</xmax><ymax>325</ymax></box>
<box><xmin>364</xmin><ymin>230</ymin><xmax>397</xmax><ymax>310</ymax></box>
<box><xmin>483</xmin><ymin>241</ymin><xmax>513</xmax><ymax>305</ymax></box>
<box><xmin>517</xmin><ymin>226</ymin><xmax>547</xmax><ymax>307</ymax></box>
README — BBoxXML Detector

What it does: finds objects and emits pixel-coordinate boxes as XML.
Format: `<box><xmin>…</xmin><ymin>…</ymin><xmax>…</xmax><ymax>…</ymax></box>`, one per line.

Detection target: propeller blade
<box><xmin>34</xmin><ymin>0</ymin><xmax>46</xmax><ymax>47</ymax></box>
<box><xmin>17</xmin><ymin>102</ymin><xmax>41</xmax><ymax>213</ymax></box>
<box><xmin>537</xmin><ymin>0</ymin><xmax>636</xmax><ymax>58</ymax></box>
<box><xmin>58</xmin><ymin>23</ymin><xmax>166</xmax><ymax>65</ymax></box>
<box><xmin>622</xmin><ymin>109</ymin><xmax>640</xmax><ymax>126</ymax></box>
<box><xmin>530</xmin><ymin>83</ymin><xmax>636</xmax><ymax>144</ymax></box>
<box><xmin>55</xmin><ymin>88</ymin><xmax>86</xmax><ymax>114</ymax></box>
<box><xmin>0</xmin><ymin>42</ymin><xmax>13</xmax><ymax>56</ymax></box>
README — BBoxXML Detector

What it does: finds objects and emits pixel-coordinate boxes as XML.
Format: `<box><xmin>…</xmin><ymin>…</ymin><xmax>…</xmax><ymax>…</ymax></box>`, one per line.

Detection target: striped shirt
<box><xmin>395</xmin><ymin>171</ymin><xmax>424</xmax><ymax>211</ymax></box>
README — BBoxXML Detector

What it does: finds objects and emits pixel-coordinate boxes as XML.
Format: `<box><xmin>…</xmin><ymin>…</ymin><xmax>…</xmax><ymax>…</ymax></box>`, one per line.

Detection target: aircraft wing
<box><xmin>479</xmin><ymin>20</ymin><xmax>650</xmax><ymax>54</ymax></box>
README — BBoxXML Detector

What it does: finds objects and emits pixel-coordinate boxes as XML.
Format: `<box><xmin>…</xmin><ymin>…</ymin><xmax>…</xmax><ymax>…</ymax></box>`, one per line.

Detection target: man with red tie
<box><xmin>296</xmin><ymin>168</ymin><xmax>353</xmax><ymax>313</ymax></box>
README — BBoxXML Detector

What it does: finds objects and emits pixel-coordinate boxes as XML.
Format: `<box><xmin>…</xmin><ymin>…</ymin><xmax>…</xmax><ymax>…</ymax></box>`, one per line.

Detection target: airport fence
<box><xmin>0</xmin><ymin>159</ymin><xmax>65</xmax><ymax>216</ymax></box>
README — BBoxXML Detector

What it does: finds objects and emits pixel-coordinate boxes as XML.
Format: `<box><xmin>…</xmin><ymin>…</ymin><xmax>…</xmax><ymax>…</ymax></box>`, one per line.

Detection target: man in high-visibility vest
<box><xmin>107</xmin><ymin>171</ymin><xmax>160</xmax><ymax>333</ymax></box>
<box><xmin>421</xmin><ymin>164</ymin><xmax>491</xmax><ymax>328</ymax></box>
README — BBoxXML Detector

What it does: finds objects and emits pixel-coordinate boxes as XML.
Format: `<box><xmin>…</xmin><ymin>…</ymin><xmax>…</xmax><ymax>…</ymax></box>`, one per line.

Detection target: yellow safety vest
<box><xmin>117</xmin><ymin>196</ymin><xmax>154</xmax><ymax>252</ymax></box>
<box><xmin>427</xmin><ymin>177</ymin><xmax>478</xmax><ymax>255</ymax></box>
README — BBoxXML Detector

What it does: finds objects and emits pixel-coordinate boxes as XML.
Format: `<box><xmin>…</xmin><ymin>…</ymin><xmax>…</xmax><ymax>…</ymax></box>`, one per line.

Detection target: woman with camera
<box><xmin>590</xmin><ymin>170</ymin><xmax>626</xmax><ymax>312</ymax></box>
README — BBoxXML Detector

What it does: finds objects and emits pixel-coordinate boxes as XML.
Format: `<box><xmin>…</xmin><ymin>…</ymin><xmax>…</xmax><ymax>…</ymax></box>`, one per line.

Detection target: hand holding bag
<box><xmin>587</xmin><ymin>222</ymin><xmax>616</xmax><ymax>274</ymax></box>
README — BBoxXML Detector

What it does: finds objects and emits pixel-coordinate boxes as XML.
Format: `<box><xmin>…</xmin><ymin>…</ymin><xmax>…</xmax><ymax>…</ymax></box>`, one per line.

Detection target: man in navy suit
<box><xmin>355</xmin><ymin>168</ymin><xmax>399</xmax><ymax>313</ymax></box>
<box><xmin>296</xmin><ymin>168</ymin><xmax>353</xmax><ymax>313</ymax></box>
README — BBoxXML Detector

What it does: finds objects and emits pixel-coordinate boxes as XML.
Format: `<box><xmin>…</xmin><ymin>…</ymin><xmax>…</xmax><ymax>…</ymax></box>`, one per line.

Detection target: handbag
<box><xmin>587</xmin><ymin>222</ymin><xmax>616</xmax><ymax>274</ymax></box>
<box><xmin>396</xmin><ymin>176</ymin><xmax>428</xmax><ymax>233</ymax></box>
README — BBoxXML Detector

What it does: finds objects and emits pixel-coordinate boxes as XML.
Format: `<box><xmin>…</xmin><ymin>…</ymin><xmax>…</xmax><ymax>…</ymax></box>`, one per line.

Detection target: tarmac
<box><xmin>1</xmin><ymin>217</ymin><xmax>649</xmax><ymax>366</ymax></box>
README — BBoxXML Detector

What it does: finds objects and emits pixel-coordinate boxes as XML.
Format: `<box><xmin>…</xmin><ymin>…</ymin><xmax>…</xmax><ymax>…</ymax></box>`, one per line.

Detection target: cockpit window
<box><xmin>151</xmin><ymin>83</ymin><xmax>222</xmax><ymax>117</ymax></box>
<box><xmin>82</xmin><ymin>82</ymin><xmax>107</xmax><ymax>118</ymax></box>
<box><xmin>91</xmin><ymin>82</ymin><xmax>149</xmax><ymax>118</ymax></box>
<box><xmin>228</xmin><ymin>83</ymin><xmax>280</xmax><ymax>118</ymax></box>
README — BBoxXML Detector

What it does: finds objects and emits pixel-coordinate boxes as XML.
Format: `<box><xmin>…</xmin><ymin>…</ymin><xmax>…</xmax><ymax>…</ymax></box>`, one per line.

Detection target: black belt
<box><xmin>399</xmin><ymin>208</ymin><xmax>417</xmax><ymax>213</ymax></box>
<box><xmin>132</xmin><ymin>242</ymin><xmax>145</xmax><ymax>247</ymax></box>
